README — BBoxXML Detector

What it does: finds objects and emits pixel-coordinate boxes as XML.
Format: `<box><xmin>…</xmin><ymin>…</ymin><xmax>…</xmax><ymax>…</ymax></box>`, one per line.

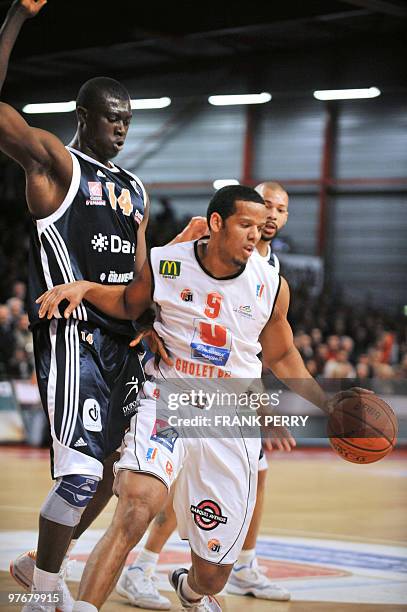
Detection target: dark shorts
<box><xmin>33</xmin><ymin>319</ymin><xmax>145</xmax><ymax>479</ymax></box>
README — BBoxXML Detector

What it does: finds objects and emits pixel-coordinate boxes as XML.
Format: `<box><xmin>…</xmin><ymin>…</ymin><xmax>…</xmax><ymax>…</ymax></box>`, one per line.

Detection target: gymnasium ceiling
<box><xmin>0</xmin><ymin>0</ymin><xmax>406</xmax><ymax>102</ymax></box>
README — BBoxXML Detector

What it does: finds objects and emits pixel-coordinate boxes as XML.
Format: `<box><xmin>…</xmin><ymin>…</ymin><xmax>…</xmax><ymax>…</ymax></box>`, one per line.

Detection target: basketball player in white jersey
<box><xmin>37</xmin><ymin>184</ymin><xmax>356</xmax><ymax>612</ymax></box>
<box><xmin>115</xmin><ymin>181</ymin><xmax>291</xmax><ymax>610</ymax></box>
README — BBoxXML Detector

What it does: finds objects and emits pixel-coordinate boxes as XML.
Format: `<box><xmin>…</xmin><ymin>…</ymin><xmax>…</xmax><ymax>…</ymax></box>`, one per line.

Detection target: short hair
<box><xmin>76</xmin><ymin>77</ymin><xmax>130</xmax><ymax>110</ymax></box>
<box><xmin>206</xmin><ymin>185</ymin><xmax>264</xmax><ymax>226</ymax></box>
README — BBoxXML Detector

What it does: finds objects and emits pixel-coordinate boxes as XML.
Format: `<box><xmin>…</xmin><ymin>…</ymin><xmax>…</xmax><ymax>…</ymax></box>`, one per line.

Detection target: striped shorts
<box><xmin>33</xmin><ymin>319</ymin><xmax>145</xmax><ymax>480</ymax></box>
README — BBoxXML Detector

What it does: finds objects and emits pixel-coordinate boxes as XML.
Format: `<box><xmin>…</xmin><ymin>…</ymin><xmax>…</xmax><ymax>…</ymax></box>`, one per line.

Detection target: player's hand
<box><xmin>129</xmin><ymin>328</ymin><xmax>173</xmax><ymax>368</ymax></box>
<box><xmin>36</xmin><ymin>281</ymin><xmax>90</xmax><ymax>319</ymax></box>
<box><xmin>176</xmin><ymin>216</ymin><xmax>209</xmax><ymax>242</ymax></box>
<box><xmin>14</xmin><ymin>0</ymin><xmax>47</xmax><ymax>19</ymax></box>
<box><xmin>262</xmin><ymin>425</ymin><xmax>296</xmax><ymax>452</ymax></box>
<box><xmin>326</xmin><ymin>387</ymin><xmax>374</xmax><ymax>415</ymax></box>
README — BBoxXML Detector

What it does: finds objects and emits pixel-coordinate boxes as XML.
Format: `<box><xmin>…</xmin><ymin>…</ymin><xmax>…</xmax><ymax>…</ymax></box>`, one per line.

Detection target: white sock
<box><xmin>131</xmin><ymin>547</ymin><xmax>159</xmax><ymax>572</ymax></box>
<box><xmin>73</xmin><ymin>602</ymin><xmax>98</xmax><ymax>612</ymax></box>
<box><xmin>180</xmin><ymin>573</ymin><xmax>202</xmax><ymax>603</ymax></box>
<box><xmin>32</xmin><ymin>566</ymin><xmax>59</xmax><ymax>592</ymax></box>
<box><xmin>236</xmin><ymin>548</ymin><xmax>256</xmax><ymax>568</ymax></box>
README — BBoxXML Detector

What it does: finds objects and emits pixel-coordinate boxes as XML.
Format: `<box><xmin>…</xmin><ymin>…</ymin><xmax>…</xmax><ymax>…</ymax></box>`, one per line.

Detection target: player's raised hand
<box><xmin>172</xmin><ymin>216</ymin><xmax>209</xmax><ymax>244</ymax></box>
<box><xmin>14</xmin><ymin>0</ymin><xmax>47</xmax><ymax>18</ymax></box>
<box><xmin>36</xmin><ymin>281</ymin><xmax>90</xmax><ymax>319</ymax></box>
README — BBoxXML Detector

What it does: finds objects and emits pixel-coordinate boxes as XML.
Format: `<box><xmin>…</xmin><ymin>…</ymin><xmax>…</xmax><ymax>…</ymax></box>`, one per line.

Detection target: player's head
<box><xmin>207</xmin><ymin>185</ymin><xmax>266</xmax><ymax>266</ymax></box>
<box><xmin>76</xmin><ymin>77</ymin><xmax>132</xmax><ymax>160</ymax></box>
<box><xmin>255</xmin><ymin>181</ymin><xmax>289</xmax><ymax>242</ymax></box>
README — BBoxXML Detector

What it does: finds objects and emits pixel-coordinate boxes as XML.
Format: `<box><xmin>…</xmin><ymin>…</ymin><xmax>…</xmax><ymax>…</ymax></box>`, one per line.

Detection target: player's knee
<box><xmin>118</xmin><ymin>493</ymin><xmax>154</xmax><ymax>541</ymax></box>
<box><xmin>194</xmin><ymin>564</ymin><xmax>231</xmax><ymax>595</ymax></box>
<box><xmin>40</xmin><ymin>474</ymin><xmax>99</xmax><ymax>527</ymax></box>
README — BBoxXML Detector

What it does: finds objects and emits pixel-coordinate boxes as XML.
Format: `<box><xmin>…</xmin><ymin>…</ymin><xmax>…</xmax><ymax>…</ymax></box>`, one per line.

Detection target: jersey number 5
<box><xmin>204</xmin><ymin>292</ymin><xmax>223</xmax><ymax>319</ymax></box>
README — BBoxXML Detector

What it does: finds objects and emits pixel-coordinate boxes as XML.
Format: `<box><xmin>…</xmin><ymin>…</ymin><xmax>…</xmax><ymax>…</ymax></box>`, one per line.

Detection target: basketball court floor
<box><xmin>0</xmin><ymin>446</ymin><xmax>406</xmax><ymax>611</ymax></box>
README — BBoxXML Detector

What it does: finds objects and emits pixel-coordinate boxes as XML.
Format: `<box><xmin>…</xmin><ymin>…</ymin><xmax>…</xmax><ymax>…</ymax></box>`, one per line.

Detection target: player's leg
<box><xmin>170</xmin><ymin>551</ymin><xmax>228</xmax><ymax>611</ymax></box>
<box><xmin>169</xmin><ymin>435</ymin><xmax>259</xmax><ymax>609</ymax></box>
<box><xmin>117</xmin><ymin>483</ymin><xmax>176</xmax><ymax>609</ymax></box>
<box><xmin>227</xmin><ymin>452</ymin><xmax>290</xmax><ymax>601</ymax></box>
<box><xmin>72</xmin><ymin>450</ymin><xmax>119</xmax><ymax>540</ymax></box>
<box><xmin>74</xmin><ymin>470</ymin><xmax>167</xmax><ymax>609</ymax></box>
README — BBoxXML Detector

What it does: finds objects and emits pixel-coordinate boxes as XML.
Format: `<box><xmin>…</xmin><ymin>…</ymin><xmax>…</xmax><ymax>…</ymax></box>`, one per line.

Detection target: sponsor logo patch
<box><xmin>83</xmin><ymin>399</ymin><xmax>102</xmax><ymax>432</ymax></box>
<box><xmin>207</xmin><ymin>539</ymin><xmax>221</xmax><ymax>553</ymax></box>
<box><xmin>159</xmin><ymin>260</ymin><xmax>181</xmax><ymax>278</ymax></box>
<box><xmin>190</xmin><ymin>500</ymin><xmax>228</xmax><ymax>531</ymax></box>
<box><xmin>233</xmin><ymin>304</ymin><xmax>254</xmax><ymax>319</ymax></box>
<box><xmin>86</xmin><ymin>181</ymin><xmax>106</xmax><ymax>206</ymax></box>
<box><xmin>180</xmin><ymin>288</ymin><xmax>193</xmax><ymax>302</ymax></box>
<box><xmin>256</xmin><ymin>283</ymin><xmax>265</xmax><ymax>299</ymax></box>
<box><xmin>146</xmin><ymin>447</ymin><xmax>157</xmax><ymax>462</ymax></box>
<box><xmin>150</xmin><ymin>419</ymin><xmax>179</xmax><ymax>453</ymax></box>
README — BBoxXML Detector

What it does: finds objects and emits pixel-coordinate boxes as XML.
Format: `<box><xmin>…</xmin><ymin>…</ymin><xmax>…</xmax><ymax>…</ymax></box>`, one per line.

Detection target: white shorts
<box><xmin>116</xmin><ymin>382</ymin><xmax>260</xmax><ymax>564</ymax></box>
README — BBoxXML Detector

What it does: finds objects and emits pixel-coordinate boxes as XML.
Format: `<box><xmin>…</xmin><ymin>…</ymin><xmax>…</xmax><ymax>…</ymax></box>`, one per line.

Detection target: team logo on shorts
<box><xmin>83</xmin><ymin>399</ymin><xmax>102</xmax><ymax>432</ymax></box>
<box><xmin>146</xmin><ymin>447</ymin><xmax>157</xmax><ymax>463</ymax></box>
<box><xmin>150</xmin><ymin>419</ymin><xmax>179</xmax><ymax>453</ymax></box>
<box><xmin>159</xmin><ymin>260</ymin><xmax>181</xmax><ymax>279</ymax></box>
<box><xmin>207</xmin><ymin>539</ymin><xmax>221</xmax><ymax>553</ymax></box>
<box><xmin>165</xmin><ymin>460</ymin><xmax>174</xmax><ymax>480</ymax></box>
<box><xmin>190</xmin><ymin>500</ymin><xmax>228</xmax><ymax>531</ymax></box>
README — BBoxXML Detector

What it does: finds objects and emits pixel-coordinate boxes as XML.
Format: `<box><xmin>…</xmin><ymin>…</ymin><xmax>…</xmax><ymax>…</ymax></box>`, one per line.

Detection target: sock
<box><xmin>32</xmin><ymin>566</ymin><xmax>59</xmax><ymax>592</ymax></box>
<box><xmin>236</xmin><ymin>548</ymin><xmax>256</xmax><ymax>568</ymax></box>
<box><xmin>73</xmin><ymin>602</ymin><xmax>98</xmax><ymax>612</ymax></box>
<box><xmin>131</xmin><ymin>547</ymin><xmax>159</xmax><ymax>573</ymax></box>
<box><xmin>180</xmin><ymin>573</ymin><xmax>202</xmax><ymax>603</ymax></box>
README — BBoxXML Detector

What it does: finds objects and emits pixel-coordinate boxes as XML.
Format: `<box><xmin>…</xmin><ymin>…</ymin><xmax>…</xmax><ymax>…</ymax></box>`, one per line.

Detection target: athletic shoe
<box><xmin>10</xmin><ymin>550</ymin><xmax>75</xmax><ymax>612</ymax></box>
<box><xmin>226</xmin><ymin>559</ymin><xmax>290</xmax><ymax>601</ymax></box>
<box><xmin>168</xmin><ymin>568</ymin><xmax>222</xmax><ymax>611</ymax></box>
<box><xmin>116</xmin><ymin>565</ymin><xmax>171</xmax><ymax>610</ymax></box>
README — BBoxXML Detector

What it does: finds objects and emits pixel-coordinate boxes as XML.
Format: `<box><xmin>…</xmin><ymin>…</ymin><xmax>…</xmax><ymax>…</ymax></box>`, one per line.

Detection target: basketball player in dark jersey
<box><xmin>0</xmin><ymin>1</ymin><xmax>206</xmax><ymax>609</ymax></box>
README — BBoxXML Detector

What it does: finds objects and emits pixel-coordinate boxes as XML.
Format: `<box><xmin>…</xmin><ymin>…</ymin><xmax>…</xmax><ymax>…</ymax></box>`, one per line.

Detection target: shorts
<box><xmin>33</xmin><ymin>319</ymin><xmax>145</xmax><ymax>480</ymax></box>
<box><xmin>258</xmin><ymin>447</ymin><xmax>268</xmax><ymax>471</ymax></box>
<box><xmin>116</xmin><ymin>381</ymin><xmax>260</xmax><ymax>564</ymax></box>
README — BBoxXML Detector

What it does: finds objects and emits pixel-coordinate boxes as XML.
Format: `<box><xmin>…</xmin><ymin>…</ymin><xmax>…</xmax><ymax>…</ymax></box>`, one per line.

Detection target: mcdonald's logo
<box><xmin>159</xmin><ymin>260</ymin><xmax>181</xmax><ymax>278</ymax></box>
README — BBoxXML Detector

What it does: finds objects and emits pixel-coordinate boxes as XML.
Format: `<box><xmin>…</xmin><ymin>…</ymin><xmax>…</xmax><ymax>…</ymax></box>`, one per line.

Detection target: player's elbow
<box><xmin>264</xmin><ymin>344</ymin><xmax>297</xmax><ymax>372</ymax></box>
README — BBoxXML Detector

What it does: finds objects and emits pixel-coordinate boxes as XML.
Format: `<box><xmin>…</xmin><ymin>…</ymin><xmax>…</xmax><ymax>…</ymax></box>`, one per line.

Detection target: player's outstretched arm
<box><xmin>260</xmin><ymin>277</ymin><xmax>328</xmax><ymax>412</ymax></box>
<box><xmin>36</xmin><ymin>260</ymin><xmax>153</xmax><ymax>321</ymax></box>
<box><xmin>0</xmin><ymin>0</ymin><xmax>72</xmax><ymax>218</ymax></box>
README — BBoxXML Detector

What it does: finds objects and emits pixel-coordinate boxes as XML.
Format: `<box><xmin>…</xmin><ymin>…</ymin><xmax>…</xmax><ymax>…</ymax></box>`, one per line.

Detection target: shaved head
<box><xmin>254</xmin><ymin>181</ymin><xmax>289</xmax><ymax>243</ymax></box>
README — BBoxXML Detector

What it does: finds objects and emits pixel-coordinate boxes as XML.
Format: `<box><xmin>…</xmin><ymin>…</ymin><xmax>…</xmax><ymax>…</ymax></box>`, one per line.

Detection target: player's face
<box><xmin>259</xmin><ymin>187</ymin><xmax>288</xmax><ymax>241</ymax></box>
<box><xmin>85</xmin><ymin>95</ymin><xmax>132</xmax><ymax>160</ymax></box>
<box><xmin>222</xmin><ymin>201</ymin><xmax>267</xmax><ymax>266</ymax></box>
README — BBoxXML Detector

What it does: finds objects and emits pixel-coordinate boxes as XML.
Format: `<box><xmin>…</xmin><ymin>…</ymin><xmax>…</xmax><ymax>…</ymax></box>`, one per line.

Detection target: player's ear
<box><xmin>209</xmin><ymin>212</ymin><xmax>223</xmax><ymax>234</ymax></box>
<box><xmin>76</xmin><ymin>105</ymin><xmax>88</xmax><ymax>127</ymax></box>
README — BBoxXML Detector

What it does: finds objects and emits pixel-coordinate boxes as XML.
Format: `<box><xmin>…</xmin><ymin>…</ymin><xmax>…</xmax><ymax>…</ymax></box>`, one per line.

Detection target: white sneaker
<box><xmin>168</xmin><ymin>568</ymin><xmax>222</xmax><ymax>611</ymax></box>
<box><xmin>10</xmin><ymin>550</ymin><xmax>75</xmax><ymax>612</ymax></box>
<box><xmin>116</xmin><ymin>565</ymin><xmax>171</xmax><ymax>610</ymax></box>
<box><xmin>226</xmin><ymin>559</ymin><xmax>290</xmax><ymax>601</ymax></box>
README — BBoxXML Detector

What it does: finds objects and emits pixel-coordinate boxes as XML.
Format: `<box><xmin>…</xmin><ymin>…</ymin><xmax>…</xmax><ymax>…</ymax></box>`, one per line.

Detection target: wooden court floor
<box><xmin>0</xmin><ymin>446</ymin><xmax>406</xmax><ymax>611</ymax></box>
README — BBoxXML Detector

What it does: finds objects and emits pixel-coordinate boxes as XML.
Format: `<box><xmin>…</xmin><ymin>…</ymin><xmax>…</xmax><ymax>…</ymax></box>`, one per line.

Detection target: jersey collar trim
<box><xmin>193</xmin><ymin>240</ymin><xmax>246</xmax><ymax>280</ymax></box>
<box><xmin>66</xmin><ymin>147</ymin><xmax>120</xmax><ymax>173</ymax></box>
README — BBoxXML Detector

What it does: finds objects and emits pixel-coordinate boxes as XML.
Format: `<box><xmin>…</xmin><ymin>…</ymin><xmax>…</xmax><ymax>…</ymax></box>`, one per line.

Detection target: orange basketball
<box><xmin>327</xmin><ymin>393</ymin><xmax>398</xmax><ymax>464</ymax></box>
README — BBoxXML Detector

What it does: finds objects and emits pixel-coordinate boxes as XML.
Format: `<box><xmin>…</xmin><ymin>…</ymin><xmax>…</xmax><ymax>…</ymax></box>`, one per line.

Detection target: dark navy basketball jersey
<box><xmin>27</xmin><ymin>147</ymin><xmax>146</xmax><ymax>337</ymax></box>
<box><xmin>267</xmin><ymin>246</ymin><xmax>280</xmax><ymax>272</ymax></box>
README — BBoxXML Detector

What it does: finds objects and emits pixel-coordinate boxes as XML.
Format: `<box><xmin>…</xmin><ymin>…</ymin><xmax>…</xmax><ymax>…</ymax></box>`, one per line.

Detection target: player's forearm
<box><xmin>267</xmin><ymin>345</ymin><xmax>327</xmax><ymax>412</ymax></box>
<box><xmin>83</xmin><ymin>282</ymin><xmax>149</xmax><ymax>321</ymax></box>
<box><xmin>0</xmin><ymin>3</ymin><xmax>27</xmax><ymax>94</ymax></box>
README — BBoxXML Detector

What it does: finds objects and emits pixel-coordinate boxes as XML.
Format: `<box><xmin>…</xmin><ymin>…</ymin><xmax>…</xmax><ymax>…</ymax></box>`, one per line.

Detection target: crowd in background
<box><xmin>0</xmin><ymin>200</ymin><xmax>406</xmax><ymax>382</ymax></box>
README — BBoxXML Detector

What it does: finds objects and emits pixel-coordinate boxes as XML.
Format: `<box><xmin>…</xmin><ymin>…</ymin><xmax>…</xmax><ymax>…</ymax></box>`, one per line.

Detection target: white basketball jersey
<box><xmin>149</xmin><ymin>239</ymin><xmax>280</xmax><ymax>380</ymax></box>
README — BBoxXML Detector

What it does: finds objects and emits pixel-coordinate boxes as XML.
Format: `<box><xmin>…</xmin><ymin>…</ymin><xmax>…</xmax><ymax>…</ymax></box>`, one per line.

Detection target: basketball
<box><xmin>327</xmin><ymin>393</ymin><xmax>398</xmax><ymax>464</ymax></box>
